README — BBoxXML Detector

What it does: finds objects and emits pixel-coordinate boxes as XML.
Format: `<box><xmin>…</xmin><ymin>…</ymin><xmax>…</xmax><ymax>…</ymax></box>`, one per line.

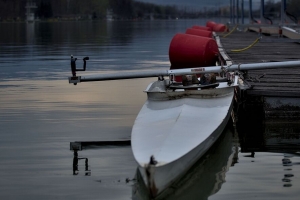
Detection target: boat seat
<box><xmin>169</xmin><ymin>83</ymin><xmax>219</xmax><ymax>90</ymax></box>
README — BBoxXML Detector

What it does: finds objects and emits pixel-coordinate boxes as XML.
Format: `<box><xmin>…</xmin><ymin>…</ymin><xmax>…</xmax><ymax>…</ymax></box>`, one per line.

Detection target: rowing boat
<box><xmin>70</xmin><ymin>58</ymin><xmax>239</xmax><ymax>196</ymax></box>
<box><xmin>131</xmin><ymin>77</ymin><xmax>237</xmax><ymax>197</ymax></box>
<box><xmin>133</xmin><ymin>126</ymin><xmax>236</xmax><ymax>199</ymax></box>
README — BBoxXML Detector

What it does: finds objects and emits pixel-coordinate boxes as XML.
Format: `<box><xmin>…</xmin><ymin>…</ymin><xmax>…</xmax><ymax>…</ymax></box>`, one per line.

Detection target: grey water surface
<box><xmin>1</xmin><ymin>19</ymin><xmax>300</xmax><ymax>200</ymax></box>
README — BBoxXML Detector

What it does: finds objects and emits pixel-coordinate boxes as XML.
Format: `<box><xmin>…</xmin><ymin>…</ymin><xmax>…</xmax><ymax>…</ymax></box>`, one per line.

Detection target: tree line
<box><xmin>0</xmin><ymin>0</ymin><xmax>187</xmax><ymax>21</ymax></box>
<box><xmin>0</xmin><ymin>0</ymin><xmax>300</xmax><ymax>21</ymax></box>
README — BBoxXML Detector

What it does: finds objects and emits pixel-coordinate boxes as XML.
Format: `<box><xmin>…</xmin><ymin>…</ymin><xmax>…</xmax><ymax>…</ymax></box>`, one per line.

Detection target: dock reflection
<box><xmin>132</xmin><ymin>126</ymin><xmax>238</xmax><ymax>200</ymax></box>
<box><xmin>237</xmin><ymin>119</ymin><xmax>300</xmax><ymax>154</ymax></box>
<box><xmin>72</xmin><ymin>150</ymin><xmax>91</xmax><ymax>176</ymax></box>
<box><xmin>236</xmin><ymin>109</ymin><xmax>300</xmax><ymax>189</ymax></box>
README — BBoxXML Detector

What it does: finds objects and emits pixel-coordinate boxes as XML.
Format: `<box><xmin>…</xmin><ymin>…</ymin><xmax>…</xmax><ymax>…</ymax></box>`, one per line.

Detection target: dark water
<box><xmin>1</xmin><ymin>19</ymin><xmax>300</xmax><ymax>200</ymax></box>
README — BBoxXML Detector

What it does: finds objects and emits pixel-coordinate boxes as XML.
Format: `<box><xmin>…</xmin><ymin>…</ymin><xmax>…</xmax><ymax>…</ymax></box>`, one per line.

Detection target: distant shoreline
<box><xmin>0</xmin><ymin>16</ymin><xmax>228</xmax><ymax>23</ymax></box>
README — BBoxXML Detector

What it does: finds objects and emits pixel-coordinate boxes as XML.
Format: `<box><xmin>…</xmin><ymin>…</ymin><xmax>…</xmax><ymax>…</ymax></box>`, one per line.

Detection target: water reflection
<box><xmin>237</xmin><ymin>109</ymin><xmax>300</xmax><ymax>189</ymax></box>
<box><xmin>132</xmin><ymin>127</ymin><xmax>238</xmax><ymax>200</ymax></box>
<box><xmin>106</xmin><ymin>21</ymin><xmax>134</xmax><ymax>45</ymax></box>
<box><xmin>0</xmin><ymin>20</ymin><xmax>172</xmax><ymax>80</ymax></box>
<box><xmin>26</xmin><ymin>22</ymin><xmax>35</xmax><ymax>44</ymax></box>
<box><xmin>281</xmin><ymin>152</ymin><xmax>300</xmax><ymax>188</ymax></box>
<box><xmin>238</xmin><ymin>119</ymin><xmax>300</xmax><ymax>154</ymax></box>
<box><xmin>72</xmin><ymin>150</ymin><xmax>91</xmax><ymax>176</ymax></box>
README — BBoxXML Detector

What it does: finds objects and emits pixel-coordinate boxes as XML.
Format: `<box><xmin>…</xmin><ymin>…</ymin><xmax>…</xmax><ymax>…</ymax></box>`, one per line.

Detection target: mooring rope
<box><xmin>223</xmin><ymin>25</ymin><xmax>238</xmax><ymax>38</ymax></box>
<box><xmin>231</xmin><ymin>37</ymin><xmax>261</xmax><ymax>52</ymax></box>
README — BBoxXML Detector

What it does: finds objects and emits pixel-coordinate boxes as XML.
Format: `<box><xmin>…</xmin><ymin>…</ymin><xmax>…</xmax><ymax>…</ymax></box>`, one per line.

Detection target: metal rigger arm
<box><xmin>68</xmin><ymin>56</ymin><xmax>300</xmax><ymax>85</ymax></box>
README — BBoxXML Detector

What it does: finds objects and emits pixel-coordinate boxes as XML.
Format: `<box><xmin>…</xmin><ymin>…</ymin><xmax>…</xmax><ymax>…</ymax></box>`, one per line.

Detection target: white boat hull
<box><xmin>131</xmin><ymin>81</ymin><xmax>234</xmax><ymax>197</ymax></box>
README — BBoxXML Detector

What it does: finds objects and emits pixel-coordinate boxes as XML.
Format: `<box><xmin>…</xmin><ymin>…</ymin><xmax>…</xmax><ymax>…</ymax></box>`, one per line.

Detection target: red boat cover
<box><xmin>185</xmin><ymin>28</ymin><xmax>212</xmax><ymax>38</ymax></box>
<box><xmin>191</xmin><ymin>25</ymin><xmax>212</xmax><ymax>31</ymax></box>
<box><xmin>169</xmin><ymin>33</ymin><xmax>219</xmax><ymax>70</ymax></box>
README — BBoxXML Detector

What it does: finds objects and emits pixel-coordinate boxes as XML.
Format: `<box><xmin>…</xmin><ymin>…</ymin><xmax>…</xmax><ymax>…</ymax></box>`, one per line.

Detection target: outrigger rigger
<box><xmin>68</xmin><ymin>54</ymin><xmax>300</xmax><ymax>198</ymax></box>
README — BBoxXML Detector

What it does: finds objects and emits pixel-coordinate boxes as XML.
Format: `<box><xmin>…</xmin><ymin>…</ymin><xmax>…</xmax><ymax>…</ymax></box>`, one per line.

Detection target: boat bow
<box><xmin>131</xmin><ymin>82</ymin><xmax>235</xmax><ymax>196</ymax></box>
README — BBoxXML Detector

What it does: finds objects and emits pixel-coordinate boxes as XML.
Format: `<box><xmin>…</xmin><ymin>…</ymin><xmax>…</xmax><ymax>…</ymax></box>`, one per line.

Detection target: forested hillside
<box><xmin>0</xmin><ymin>0</ymin><xmax>184</xmax><ymax>21</ymax></box>
<box><xmin>0</xmin><ymin>0</ymin><xmax>299</xmax><ymax>21</ymax></box>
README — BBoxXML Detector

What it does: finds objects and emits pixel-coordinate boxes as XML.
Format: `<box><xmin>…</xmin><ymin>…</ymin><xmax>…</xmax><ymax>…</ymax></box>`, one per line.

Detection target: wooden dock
<box><xmin>218</xmin><ymin>26</ymin><xmax>300</xmax><ymax>119</ymax></box>
<box><xmin>70</xmin><ymin>140</ymin><xmax>131</xmax><ymax>151</ymax></box>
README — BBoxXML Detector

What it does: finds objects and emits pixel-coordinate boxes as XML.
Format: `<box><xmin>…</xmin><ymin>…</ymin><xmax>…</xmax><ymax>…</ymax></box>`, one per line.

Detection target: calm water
<box><xmin>1</xmin><ymin>19</ymin><xmax>300</xmax><ymax>200</ymax></box>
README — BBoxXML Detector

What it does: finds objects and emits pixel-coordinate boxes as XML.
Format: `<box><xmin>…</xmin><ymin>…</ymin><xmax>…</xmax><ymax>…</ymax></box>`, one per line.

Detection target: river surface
<box><xmin>0</xmin><ymin>19</ymin><xmax>300</xmax><ymax>200</ymax></box>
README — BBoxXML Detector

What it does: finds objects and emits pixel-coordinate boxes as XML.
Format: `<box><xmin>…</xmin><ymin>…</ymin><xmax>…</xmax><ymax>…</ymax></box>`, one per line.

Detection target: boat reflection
<box><xmin>132</xmin><ymin>126</ymin><xmax>238</xmax><ymax>200</ymax></box>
